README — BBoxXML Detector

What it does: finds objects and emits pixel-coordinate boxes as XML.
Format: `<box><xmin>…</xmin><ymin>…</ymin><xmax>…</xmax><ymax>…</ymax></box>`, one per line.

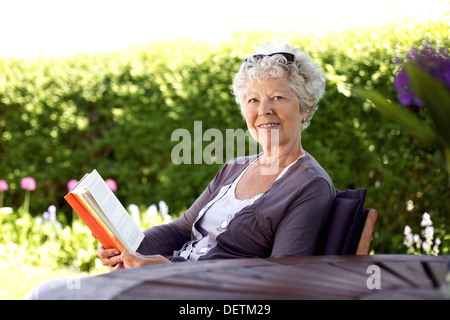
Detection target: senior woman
<box><xmin>24</xmin><ymin>42</ymin><xmax>335</xmax><ymax>298</ymax></box>
<box><xmin>99</xmin><ymin>42</ymin><xmax>335</xmax><ymax>269</ymax></box>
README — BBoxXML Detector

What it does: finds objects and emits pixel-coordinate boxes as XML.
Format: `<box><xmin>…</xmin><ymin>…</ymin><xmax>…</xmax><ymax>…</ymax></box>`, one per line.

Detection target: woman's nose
<box><xmin>258</xmin><ymin>99</ymin><xmax>273</xmax><ymax>116</ymax></box>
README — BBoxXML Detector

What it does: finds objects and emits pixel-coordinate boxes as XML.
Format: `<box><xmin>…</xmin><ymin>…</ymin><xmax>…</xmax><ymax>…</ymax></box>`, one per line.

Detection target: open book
<box><xmin>65</xmin><ymin>169</ymin><xmax>144</xmax><ymax>253</ymax></box>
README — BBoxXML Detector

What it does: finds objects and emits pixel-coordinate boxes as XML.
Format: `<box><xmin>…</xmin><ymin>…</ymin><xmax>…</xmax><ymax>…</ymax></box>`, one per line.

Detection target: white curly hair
<box><xmin>232</xmin><ymin>42</ymin><xmax>326</xmax><ymax>130</ymax></box>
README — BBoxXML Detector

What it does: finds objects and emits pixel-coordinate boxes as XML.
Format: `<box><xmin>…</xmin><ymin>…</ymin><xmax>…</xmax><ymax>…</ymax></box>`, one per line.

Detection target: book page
<box><xmin>76</xmin><ymin>170</ymin><xmax>144</xmax><ymax>253</ymax></box>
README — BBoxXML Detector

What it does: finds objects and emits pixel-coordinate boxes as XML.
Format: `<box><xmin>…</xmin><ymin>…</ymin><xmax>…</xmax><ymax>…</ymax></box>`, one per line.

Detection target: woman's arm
<box><xmin>96</xmin><ymin>192</ymin><xmax>209</xmax><ymax>270</ymax></box>
<box><xmin>136</xmin><ymin>181</ymin><xmax>216</xmax><ymax>256</ymax></box>
<box><xmin>270</xmin><ymin>178</ymin><xmax>335</xmax><ymax>257</ymax></box>
<box><xmin>97</xmin><ymin>165</ymin><xmax>227</xmax><ymax>269</ymax></box>
<box><xmin>136</xmin><ymin>160</ymin><xmax>238</xmax><ymax>256</ymax></box>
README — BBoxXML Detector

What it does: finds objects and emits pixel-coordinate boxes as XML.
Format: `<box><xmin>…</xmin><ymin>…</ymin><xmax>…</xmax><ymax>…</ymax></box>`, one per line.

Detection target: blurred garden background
<box><xmin>0</xmin><ymin>0</ymin><xmax>449</xmax><ymax>299</ymax></box>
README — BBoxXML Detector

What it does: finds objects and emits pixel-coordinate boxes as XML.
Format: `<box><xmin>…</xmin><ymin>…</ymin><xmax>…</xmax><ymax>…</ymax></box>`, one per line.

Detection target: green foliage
<box><xmin>0</xmin><ymin>205</ymin><xmax>169</xmax><ymax>272</ymax></box>
<box><xmin>0</xmin><ymin>208</ymin><xmax>99</xmax><ymax>271</ymax></box>
<box><xmin>0</xmin><ymin>18</ymin><xmax>449</xmax><ymax>256</ymax></box>
<box><xmin>353</xmin><ymin>64</ymin><xmax>450</xmax><ymax>172</ymax></box>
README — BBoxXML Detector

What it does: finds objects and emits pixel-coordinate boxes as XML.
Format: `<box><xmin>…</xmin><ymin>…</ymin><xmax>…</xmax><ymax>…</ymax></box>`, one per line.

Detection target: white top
<box><xmin>180</xmin><ymin>154</ymin><xmax>305</xmax><ymax>261</ymax></box>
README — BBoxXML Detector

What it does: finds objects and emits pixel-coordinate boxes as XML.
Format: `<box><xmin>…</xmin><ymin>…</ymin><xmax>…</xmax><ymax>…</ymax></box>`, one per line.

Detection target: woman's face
<box><xmin>242</xmin><ymin>75</ymin><xmax>306</xmax><ymax>150</ymax></box>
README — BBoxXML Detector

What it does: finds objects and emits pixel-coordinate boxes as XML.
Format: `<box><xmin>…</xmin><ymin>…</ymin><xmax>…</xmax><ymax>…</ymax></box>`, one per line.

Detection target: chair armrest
<box><xmin>355</xmin><ymin>208</ymin><xmax>378</xmax><ymax>255</ymax></box>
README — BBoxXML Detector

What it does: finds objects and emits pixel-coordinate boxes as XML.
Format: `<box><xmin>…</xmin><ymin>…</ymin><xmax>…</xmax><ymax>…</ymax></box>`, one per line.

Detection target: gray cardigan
<box><xmin>137</xmin><ymin>152</ymin><xmax>335</xmax><ymax>260</ymax></box>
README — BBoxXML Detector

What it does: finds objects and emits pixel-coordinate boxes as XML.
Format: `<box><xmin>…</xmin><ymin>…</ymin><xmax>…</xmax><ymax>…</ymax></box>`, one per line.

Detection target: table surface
<box><xmin>43</xmin><ymin>254</ymin><xmax>449</xmax><ymax>300</ymax></box>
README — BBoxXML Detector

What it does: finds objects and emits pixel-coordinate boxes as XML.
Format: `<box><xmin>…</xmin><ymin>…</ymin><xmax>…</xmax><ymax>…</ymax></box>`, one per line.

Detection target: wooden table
<box><xmin>42</xmin><ymin>255</ymin><xmax>449</xmax><ymax>300</ymax></box>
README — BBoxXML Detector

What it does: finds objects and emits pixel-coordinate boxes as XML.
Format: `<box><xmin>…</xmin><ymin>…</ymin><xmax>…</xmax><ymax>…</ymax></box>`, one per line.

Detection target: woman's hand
<box><xmin>121</xmin><ymin>252</ymin><xmax>171</xmax><ymax>269</ymax></box>
<box><xmin>97</xmin><ymin>246</ymin><xmax>172</xmax><ymax>271</ymax></box>
<box><xmin>96</xmin><ymin>246</ymin><xmax>124</xmax><ymax>271</ymax></box>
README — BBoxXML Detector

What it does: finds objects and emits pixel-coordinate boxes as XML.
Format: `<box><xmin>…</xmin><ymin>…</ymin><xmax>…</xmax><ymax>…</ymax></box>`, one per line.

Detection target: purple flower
<box><xmin>105</xmin><ymin>179</ymin><xmax>117</xmax><ymax>192</ymax></box>
<box><xmin>43</xmin><ymin>205</ymin><xmax>57</xmax><ymax>222</ymax></box>
<box><xmin>67</xmin><ymin>179</ymin><xmax>79</xmax><ymax>192</ymax></box>
<box><xmin>20</xmin><ymin>177</ymin><xmax>36</xmax><ymax>191</ymax></box>
<box><xmin>48</xmin><ymin>205</ymin><xmax>57</xmax><ymax>221</ymax></box>
<box><xmin>394</xmin><ymin>42</ymin><xmax>450</xmax><ymax>110</ymax></box>
<box><xmin>43</xmin><ymin>205</ymin><xmax>61</xmax><ymax>228</ymax></box>
<box><xmin>0</xmin><ymin>180</ymin><xmax>8</xmax><ymax>192</ymax></box>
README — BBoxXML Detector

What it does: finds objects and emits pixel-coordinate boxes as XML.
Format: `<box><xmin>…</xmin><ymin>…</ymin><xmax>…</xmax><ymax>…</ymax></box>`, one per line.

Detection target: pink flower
<box><xmin>0</xmin><ymin>180</ymin><xmax>8</xmax><ymax>191</ymax></box>
<box><xmin>105</xmin><ymin>179</ymin><xmax>117</xmax><ymax>192</ymax></box>
<box><xmin>67</xmin><ymin>179</ymin><xmax>79</xmax><ymax>192</ymax></box>
<box><xmin>20</xmin><ymin>177</ymin><xmax>36</xmax><ymax>191</ymax></box>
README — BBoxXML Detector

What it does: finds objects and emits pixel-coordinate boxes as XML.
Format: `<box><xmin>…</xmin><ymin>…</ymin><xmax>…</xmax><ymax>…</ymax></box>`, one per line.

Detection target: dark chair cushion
<box><xmin>314</xmin><ymin>189</ymin><xmax>367</xmax><ymax>255</ymax></box>
<box><xmin>341</xmin><ymin>189</ymin><xmax>367</xmax><ymax>254</ymax></box>
<box><xmin>322</xmin><ymin>197</ymin><xmax>360</xmax><ymax>254</ymax></box>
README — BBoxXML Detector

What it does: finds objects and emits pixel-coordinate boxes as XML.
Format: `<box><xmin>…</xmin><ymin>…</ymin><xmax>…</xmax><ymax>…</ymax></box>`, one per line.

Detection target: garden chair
<box><xmin>315</xmin><ymin>188</ymin><xmax>378</xmax><ymax>255</ymax></box>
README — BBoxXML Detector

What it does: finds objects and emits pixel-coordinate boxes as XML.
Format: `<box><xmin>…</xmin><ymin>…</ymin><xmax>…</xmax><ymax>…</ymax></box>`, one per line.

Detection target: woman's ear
<box><xmin>301</xmin><ymin>102</ymin><xmax>312</xmax><ymax>121</ymax></box>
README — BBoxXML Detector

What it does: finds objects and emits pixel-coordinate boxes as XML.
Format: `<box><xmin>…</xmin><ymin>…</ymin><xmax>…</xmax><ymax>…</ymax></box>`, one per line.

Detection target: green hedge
<box><xmin>1</xmin><ymin>18</ymin><xmax>448</xmax><ymax>254</ymax></box>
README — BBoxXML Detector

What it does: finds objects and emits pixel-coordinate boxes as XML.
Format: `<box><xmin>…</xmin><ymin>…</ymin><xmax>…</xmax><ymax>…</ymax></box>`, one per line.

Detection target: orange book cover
<box><xmin>65</xmin><ymin>192</ymin><xmax>126</xmax><ymax>252</ymax></box>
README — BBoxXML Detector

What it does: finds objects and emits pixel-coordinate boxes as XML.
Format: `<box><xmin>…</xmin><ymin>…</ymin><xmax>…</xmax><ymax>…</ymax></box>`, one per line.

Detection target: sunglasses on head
<box><xmin>243</xmin><ymin>52</ymin><xmax>300</xmax><ymax>68</ymax></box>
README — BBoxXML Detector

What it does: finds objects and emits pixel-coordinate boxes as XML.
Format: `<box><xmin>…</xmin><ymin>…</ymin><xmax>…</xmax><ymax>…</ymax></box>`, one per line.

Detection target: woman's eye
<box><xmin>248</xmin><ymin>98</ymin><xmax>258</xmax><ymax>103</ymax></box>
<box><xmin>273</xmin><ymin>96</ymin><xmax>284</xmax><ymax>100</ymax></box>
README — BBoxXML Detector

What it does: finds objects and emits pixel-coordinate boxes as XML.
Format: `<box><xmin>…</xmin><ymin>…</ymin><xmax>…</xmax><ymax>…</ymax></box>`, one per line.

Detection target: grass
<box><xmin>0</xmin><ymin>263</ymin><xmax>107</xmax><ymax>300</ymax></box>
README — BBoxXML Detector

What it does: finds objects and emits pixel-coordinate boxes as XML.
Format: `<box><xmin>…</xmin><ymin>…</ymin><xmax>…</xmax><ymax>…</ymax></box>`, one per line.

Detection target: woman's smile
<box><xmin>257</xmin><ymin>122</ymin><xmax>281</xmax><ymax>129</ymax></box>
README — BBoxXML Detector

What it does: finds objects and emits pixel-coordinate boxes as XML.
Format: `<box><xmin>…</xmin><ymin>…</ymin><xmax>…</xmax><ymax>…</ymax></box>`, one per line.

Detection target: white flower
<box><xmin>422</xmin><ymin>241</ymin><xmax>430</xmax><ymax>252</ymax></box>
<box><xmin>422</xmin><ymin>226</ymin><xmax>434</xmax><ymax>241</ymax></box>
<box><xmin>413</xmin><ymin>234</ymin><xmax>421</xmax><ymax>249</ymax></box>
<box><xmin>163</xmin><ymin>215</ymin><xmax>172</xmax><ymax>224</ymax></box>
<box><xmin>128</xmin><ymin>204</ymin><xmax>141</xmax><ymax>225</ymax></box>
<box><xmin>35</xmin><ymin>216</ymin><xmax>43</xmax><ymax>225</ymax></box>
<box><xmin>404</xmin><ymin>225</ymin><xmax>412</xmax><ymax>235</ymax></box>
<box><xmin>158</xmin><ymin>200</ymin><xmax>169</xmax><ymax>217</ymax></box>
<box><xmin>128</xmin><ymin>204</ymin><xmax>139</xmax><ymax>214</ymax></box>
<box><xmin>146</xmin><ymin>204</ymin><xmax>158</xmax><ymax>218</ymax></box>
<box><xmin>432</xmin><ymin>245</ymin><xmax>440</xmax><ymax>255</ymax></box>
<box><xmin>420</xmin><ymin>212</ymin><xmax>432</xmax><ymax>227</ymax></box>
<box><xmin>403</xmin><ymin>232</ymin><xmax>413</xmax><ymax>247</ymax></box>
<box><xmin>406</xmin><ymin>199</ymin><xmax>414</xmax><ymax>211</ymax></box>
